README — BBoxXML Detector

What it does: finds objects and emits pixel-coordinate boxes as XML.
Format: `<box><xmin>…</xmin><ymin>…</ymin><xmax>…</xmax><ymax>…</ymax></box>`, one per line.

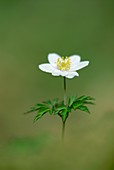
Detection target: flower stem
<box><xmin>62</xmin><ymin>121</ymin><xmax>66</xmax><ymax>141</ymax></box>
<box><xmin>64</xmin><ymin>77</ymin><xmax>67</xmax><ymax>105</ymax></box>
<box><xmin>62</xmin><ymin>77</ymin><xmax>67</xmax><ymax>141</ymax></box>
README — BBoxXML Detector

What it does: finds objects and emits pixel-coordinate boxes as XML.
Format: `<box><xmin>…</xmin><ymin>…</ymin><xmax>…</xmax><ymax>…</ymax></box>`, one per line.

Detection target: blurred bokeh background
<box><xmin>0</xmin><ymin>0</ymin><xmax>114</xmax><ymax>169</ymax></box>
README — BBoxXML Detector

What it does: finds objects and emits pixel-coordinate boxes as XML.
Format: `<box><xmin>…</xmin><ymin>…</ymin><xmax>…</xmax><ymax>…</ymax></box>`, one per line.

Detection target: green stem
<box><xmin>62</xmin><ymin>121</ymin><xmax>66</xmax><ymax>141</ymax></box>
<box><xmin>62</xmin><ymin>77</ymin><xmax>67</xmax><ymax>141</ymax></box>
<box><xmin>64</xmin><ymin>77</ymin><xmax>67</xmax><ymax>105</ymax></box>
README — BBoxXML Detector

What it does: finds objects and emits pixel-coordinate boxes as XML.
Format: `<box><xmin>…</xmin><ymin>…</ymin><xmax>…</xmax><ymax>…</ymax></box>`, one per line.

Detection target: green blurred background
<box><xmin>0</xmin><ymin>0</ymin><xmax>114</xmax><ymax>169</ymax></box>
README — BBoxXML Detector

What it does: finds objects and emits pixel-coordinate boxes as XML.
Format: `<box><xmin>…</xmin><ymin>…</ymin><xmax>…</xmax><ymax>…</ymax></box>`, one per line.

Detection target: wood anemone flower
<box><xmin>39</xmin><ymin>53</ymin><xmax>89</xmax><ymax>79</ymax></box>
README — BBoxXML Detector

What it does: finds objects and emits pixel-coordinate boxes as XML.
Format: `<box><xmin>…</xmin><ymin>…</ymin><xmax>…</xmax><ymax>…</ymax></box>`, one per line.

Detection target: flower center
<box><xmin>56</xmin><ymin>57</ymin><xmax>71</xmax><ymax>71</ymax></box>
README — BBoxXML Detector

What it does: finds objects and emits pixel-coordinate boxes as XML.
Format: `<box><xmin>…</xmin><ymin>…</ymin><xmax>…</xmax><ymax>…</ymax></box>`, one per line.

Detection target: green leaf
<box><xmin>49</xmin><ymin>106</ymin><xmax>54</xmax><ymax>115</ymax></box>
<box><xmin>38</xmin><ymin>107</ymin><xmax>50</xmax><ymax>114</ymax></box>
<box><xmin>84</xmin><ymin>101</ymin><xmax>95</xmax><ymax>105</ymax></box>
<box><xmin>72</xmin><ymin>101</ymin><xmax>84</xmax><ymax>110</ymax></box>
<box><xmin>54</xmin><ymin>105</ymin><xmax>66</xmax><ymax>115</ymax></box>
<box><xmin>67</xmin><ymin>107</ymin><xmax>71</xmax><ymax>113</ymax></box>
<box><xmin>25</xmin><ymin>95</ymin><xmax>94</xmax><ymax>123</ymax></box>
<box><xmin>24</xmin><ymin>107</ymin><xmax>39</xmax><ymax>114</ymax></box>
<box><xmin>34</xmin><ymin>114</ymin><xmax>42</xmax><ymax>122</ymax></box>
<box><xmin>43</xmin><ymin>100</ymin><xmax>52</xmax><ymax>105</ymax></box>
<box><xmin>43</xmin><ymin>99</ymin><xmax>58</xmax><ymax>106</ymax></box>
<box><xmin>34</xmin><ymin>108</ymin><xmax>50</xmax><ymax>123</ymax></box>
<box><xmin>56</xmin><ymin>106</ymin><xmax>66</xmax><ymax>111</ymax></box>
<box><xmin>78</xmin><ymin>105</ymin><xmax>90</xmax><ymax>113</ymax></box>
<box><xmin>77</xmin><ymin>95</ymin><xmax>86</xmax><ymax>101</ymax></box>
<box><xmin>85</xmin><ymin>96</ymin><xmax>95</xmax><ymax>100</ymax></box>
<box><xmin>42</xmin><ymin>99</ymin><xmax>58</xmax><ymax>115</ymax></box>
<box><xmin>25</xmin><ymin>103</ymin><xmax>49</xmax><ymax>114</ymax></box>
<box><xmin>52</xmin><ymin>99</ymin><xmax>58</xmax><ymax>106</ymax></box>
<box><xmin>42</xmin><ymin>100</ymin><xmax>53</xmax><ymax>115</ymax></box>
<box><xmin>35</xmin><ymin>103</ymin><xmax>47</xmax><ymax>108</ymax></box>
<box><xmin>61</xmin><ymin>109</ymin><xmax>68</xmax><ymax>122</ymax></box>
<box><xmin>77</xmin><ymin>95</ymin><xmax>95</xmax><ymax>101</ymax></box>
<box><xmin>68</xmin><ymin>96</ymin><xmax>76</xmax><ymax>107</ymax></box>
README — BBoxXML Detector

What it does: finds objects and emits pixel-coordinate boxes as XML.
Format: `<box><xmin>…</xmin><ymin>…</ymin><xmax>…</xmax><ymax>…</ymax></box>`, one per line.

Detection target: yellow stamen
<box><xmin>56</xmin><ymin>56</ymin><xmax>71</xmax><ymax>71</ymax></box>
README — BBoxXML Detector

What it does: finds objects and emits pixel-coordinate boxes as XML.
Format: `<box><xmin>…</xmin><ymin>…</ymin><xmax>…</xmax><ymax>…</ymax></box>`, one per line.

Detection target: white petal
<box><xmin>39</xmin><ymin>64</ymin><xmax>53</xmax><ymax>73</ymax></box>
<box><xmin>74</xmin><ymin>61</ymin><xmax>89</xmax><ymax>71</ymax></box>
<box><xmin>48</xmin><ymin>53</ymin><xmax>61</xmax><ymax>67</ymax></box>
<box><xmin>69</xmin><ymin>55</ymin><xmax>81</xmax><ymax>63</ymax></box>
<box><xmin>52</xmin><ymin>70</ymin><xmax>68</xmax><ymax>77</ymax></box>
<box><xmin>60</xmin><ymin>71</ymin><xmax>68</xmax><ymax>76</ymax></box>
<box><xmin>52</xmin><ymin>69</ymin><xmax>61</xmax><ymax>76</ymax></box>
<box><xmin>69</xmin><ymin>55</ymin><xmax>81</xmax><ymax>68</ymax></box>
<box><xmin>65</xmin><ymin>72</ymin><xmax>79</xmax><ymax>79</ymax></box>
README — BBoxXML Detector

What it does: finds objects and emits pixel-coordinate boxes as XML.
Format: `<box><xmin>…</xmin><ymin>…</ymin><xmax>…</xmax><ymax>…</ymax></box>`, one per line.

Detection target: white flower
<box><xmin>39</xmin><ymin>53</ymin><xmax>89</xmax><ymax>79</ymax></box>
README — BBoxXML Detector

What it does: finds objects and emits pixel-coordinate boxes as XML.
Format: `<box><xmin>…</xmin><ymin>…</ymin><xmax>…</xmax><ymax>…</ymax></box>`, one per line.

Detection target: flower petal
<box><xmin>69</xmin><ymin>55</ymin><xmax>81</xmax><ymax>62</ymax></box>
<box><xmin>65</xmin><ymin>72</ymin><xmax>79</xmax><ymax>79</ymax></box>
<box><xmin>52</xmin><ymin>69</ymin><xmax>61</xmax><ymax>76</ymax></box>
<box><xmin>39</xmin><ymin>64</ymin><xmax>53</xmax><ymax>73</ymax></box>
<box><xmin>60</xmin><ymin>71</ymin><xmax>68</xmax><ymax>76</ymax></box>
<box><xmin>48</xmin><ymin>53</ymin><xmax>61</xmax><ymax>68</ymax></box>
<box><xmin>74</xmin><ymin>61</ymin><xmax>89</xmax><ymax>71</ymax></box>
<box><xmin>69</xmin><ymin>55</ymin><xmax>81</xmax><ymax>67</ymax></box>
<box><xmin>52</xmin><ymin>70</ymin><xmax>68</xmax><ymax>77</ymax></box>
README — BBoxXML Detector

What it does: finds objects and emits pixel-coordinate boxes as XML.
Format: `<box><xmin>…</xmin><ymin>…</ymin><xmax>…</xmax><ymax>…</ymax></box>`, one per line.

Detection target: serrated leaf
<box><xmin>77</xmin><ymin>95</ymin><xmax>95</xmax><ymax>102</ymax></box>
<box><xmin>49</xmin><ymin>106</ymin><xmax>54</xmax><ymax>115</ymax></box>
<box><xmin>35</xmin><ymin>103</ymin><xmax>48</xmax><ymax>108</ymax></box>
<box><xmin>38</xmin><ymin>107</ymin><xmax>50</xmax><ymax>114</ymax></box>
<box><xmin>85</xmin><ymin>96</ymin><xmax>95</xmax><ymax>100</ymax></box>
<box><xmin>54</xmin><ymin>104</ymin><xmax>67</xmax><ymax>115</ymax></box>
<box><xmin>78</xmin><ymin>105</ymin><xmax>90</xmax><ymax>113</ymax></box>
<box><xmin>25</xmin><ymin>103</ymin><xmax>49</xmax><ymax>114</ymax></box>
<box><xmin>43</xmin><ymin>99</ymin><xmax>58</xmax><ymax>115</ymax></box>
<box><xmin>43</xmin><ymin>100</ymin><xmax>52</xmax><ymax>105</ymax></box>
<box><xmin>84</xmin><ymin>101</ymin><xmax>95</xmax><ymax>105</ymax></box>
<box><xmin>55</xmin><ymin>109</ymin><xmax>65</xmax><ymax>115</ymax></box>
<box><xmin>24</xmin><ymin>107</ymin><xmax>39</xmax><ymax>114</ymax></box>
<box><xmin>77</xmin><ymin>95</ymin><xmax>86</xmax><ymax>101</ymax></box>
<box><xmin>34</xmin><ymin>114</ymin><xmax>42</xmax><ymax>122</ymax></box>
<box><xmin>61</xmin><ymin>109</ymin><xmax>68</xmax><ymax>122</ymax></box>
<box><xmin>68</xmin><ymin>96</ymin><xmax>76</xmax><ymax>107</ymax></box>
<box><xmin>56</xmin><ymin>106</ymin><xmax>66</xmax><ymax>111</ymax></box>
<box><xmin>34</xmin><ymin>108</ymin><xmax>50</xmax><ymax>123</ymax></box>
<box><xmin>72</xmin><ymin>101</ymin><xmax>84</xmax><ymax>110</ymax></box>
